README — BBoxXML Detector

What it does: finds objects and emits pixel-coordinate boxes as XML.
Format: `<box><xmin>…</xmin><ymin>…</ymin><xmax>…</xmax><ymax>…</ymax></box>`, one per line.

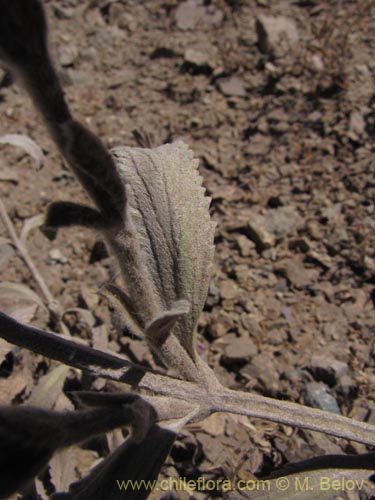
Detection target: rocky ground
<box><xmin>0</xmin><ymin>0</ymin><xmax>375</xmax><ymax>498</ymax></box>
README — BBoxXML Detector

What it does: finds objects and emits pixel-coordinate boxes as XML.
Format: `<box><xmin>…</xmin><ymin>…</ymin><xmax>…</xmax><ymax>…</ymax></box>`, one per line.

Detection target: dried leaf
<box><xmin>54</xmin><ymin>424</ymin><xmax>176</xmax><ymax>500</ymax></box>
<box><xmin>113</xmin><ymin>142</ymin><xmax>216</xmax><ymax>358</ymax></box>
<box><xmin>91</xmin><ymin>324</ymin><xmax>108</xmax><ymax>352</ymax></box>
<box><xmin>75</xmin><ymin>448</ymin><xmax>99</xmax><ymax>478</ymax></box>
<box><xmin>35</xmin><ymin>478</ymin><xmax>49</xmax><ymax>500</ymax></box>
<box><xmin>49</xmin><ymin>448</ymin><xmax>77</xmax><ymax>495</ymax></box>
<box><xmin>26</xmin><ymin>364</ymin><xmax>70</xmax><ymax>409</ymax></box>
<box><xmin>63</xmin><ymin>308</ymin><xmax>96</xmax><ymax>328</ymax></box>
<box><xmin>20</xmin><ymin>213</ymin><xmax>44</xmax><ymax>244</ymax></box>
<box><xmin>199</xmin><ymin>412</ymin><xmax>227</xmax><ymax>437</ymax></box>
<box><xmin>9</xmin><ymin>303</ymin><xmax>38</xmax><ymax>323</ymax></box>
<box><xmin>0</xmin><ymin>133</ymin><xmax>45</xmax><ymax>168</ymax></box>
<box><xmin>0</xmin><ymin>338</ymin><xmax>13</xmax><ymax>361</ymax></box>
<box><xmin>0</xmin><ymin>370</ymin><xmax>29</xmax><ymax>404</ymax></box>
<box><xmin>0</xmin><ymin>281</ymin><xmax>47</xmax><ymax>313</ymax></box>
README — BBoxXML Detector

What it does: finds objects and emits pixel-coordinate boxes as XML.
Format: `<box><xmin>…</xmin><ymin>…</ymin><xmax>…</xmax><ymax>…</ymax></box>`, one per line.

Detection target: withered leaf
<box><xmin>20</xmin><ymin>213</ymin><xmax>44</xmax><ymax>244</ymax></box>
<box><xmin>26</xmin><ymin>364</ymin><xmax>70</xmax><ymax>409</ymax></box>
<box><xmin>0</xmin><ymin>133</ymin><xmax>45</xmax><ymax>168</ymax></box>
<box><xmin>49</xmin><ymin>448</ymin><xmax>77</xmax><ymax>496</ymax></box>
<box><xmin>0</xmin><ymin>281</ymin><xmax>47</xmax><ymax>313</ymax></box>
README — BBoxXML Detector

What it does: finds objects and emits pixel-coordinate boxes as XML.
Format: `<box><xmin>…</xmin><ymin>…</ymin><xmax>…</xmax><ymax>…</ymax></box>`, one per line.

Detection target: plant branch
<box><xmin>0</xmin><ymin>312</ymin><xmax>203</xmax><ymax>399</ymax></box>
<box><xmin>1</xmin><ymin>311</ymin><xmax>375</xmax><ymax>446</ymax></box>
<box><xmin>216</xmin><ymin>387</ymin><xmax>375</xmax><ymax>447</ymax></box>
<box><xmin>0</xmin><ymin>197</ymin><xmax>60</xmax><ymax>315</ymax></box>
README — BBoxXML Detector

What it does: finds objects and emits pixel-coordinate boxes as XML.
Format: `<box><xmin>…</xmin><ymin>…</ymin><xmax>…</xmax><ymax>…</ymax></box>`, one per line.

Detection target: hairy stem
<box><xmin>1</xmin><ymin>312</ymin><xmax>375</xmax><ymax>446</ymax></box>
<box><xmin>217</xmin><ymin>387</ymin><xmax>375</xmax><ymax>447</ymax></box>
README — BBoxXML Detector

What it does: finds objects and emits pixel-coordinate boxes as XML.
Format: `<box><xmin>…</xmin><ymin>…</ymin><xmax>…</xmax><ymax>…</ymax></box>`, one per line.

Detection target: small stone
<box><xmin>212</xmin><ymin>185</ymin><xmax>243</xmax><ymax>202</ymax></box>
<box><xmin>108</xmin><ymin>3</ymin><xmax>126</xmax><ymax>26</ymax></box>
<box><xmin>247</xmin><ymin>134</ymin><xmax>272</xmax><ymax>156</ymax></box>
<box><xmin>256</xmin><ymin>15</ymin><xmax>299</xmax><ymax>56</ymax></box>
<box><xmin>175</xmin><ymin>0</ymin><xmax>205</xmax><ymax>30</ymax></box>
<box><xmin>306</xmin><ymin>220</ymin><xmax>324</xmax><ymax>241</ymax></box>
<box><xmin>338</xmin><ymin>375</ymin><xmax>357</xmax><ymax>398</ymax></box>
<box><xmin>58</xmin><ymin>44</ymin><xmax>79</xmax><ymax>67</ymax></box>
<box><xmin>223</xmin><ymin>336</ymin><xmax>258</xmax><ymax>361</ymax></box>
<box><xmin>311</xmin><ymin>54</ymin><xmax>324</xmax><ymax>71</ymax></box>
<box><xmin>66</xmin><ymin>69</ymin><xmax>89</xmax><ymax>85</ymax></box>
<box><xmin>304</xmin><ymin>382</ymin><xmax>341</xmax><ymax>414</ymax></box>
<box><xmin>220</xmin><ymin>279</ymin><xmax>238</xmax><ymax>300</ymax></box>
<box><xmin>53</xmin><ymin>5</ymin><xmax>74</xmax><ymax>19</ymax></box>
<box><xmin>183</xmin><ymin>43</ymin><xmax>218</xmax><ymax>71</ymax></box>
<box><xmin>307</xmin><ymin>355</ymin><xmax>348</xmax><ymax>386</ymax></box>
<box><xmin>175</xmin><ymin>0</ymin><xmax>223</xmax><ymax>30</ymax></box>
<box><xmin>278</xmin><ymin>257</ymin><xmax>319</xmax><ymax>288</ymax></box>
<box><xmin>247</xmin><ymin>206</ymin><xmax>301</xmax><ymax>250</ymax></box>
<box><xmin>241</xmin><ymin>352</ymin><xmax>280</xmax><ymax>393</ymax></box>
<box><xmin>364</xmin><ymin>256</ymin><xmax>375</xmax><ymax>273</ymax></box>
<box><xmin>240</xmin><ymin>313</ymin><xmax>262</xmax><ymax>338</ymax></box>
<box><xmin>48</xmin><ymin>248</ymin><xmax>68</xmax><ymax>264</ymax></box>
<box><xmin>208</xmin><ymin>321</ymin><xmax>227</xmax><ymax>338</ymax></box>
<box><xmin>217</xmin><ymin>76</ymin><xmax>247</xmax><ymax>97</ymax></box>
<box><xmin>184</xmin><ymin>47</ymin><xmax>210</xmax><ymax>67</ymax></box>
<box><xmin>349</xmin><ymin>110</ymin><xmax>366</xmax><ymax>138</ymax></box>
<box><xmin>206</xmin><ymin>282</ymin><xmax>221</xmax><ymax>307</ymax></box>
<box><xmin>236</xmin><ymin>235</ymin><xmax>255</xmax><ymax>257</ymax></box>
<box><xmin>247</xmin><ymin>219</ymin><xmax>275</xmax><ymax>250</ymax></box>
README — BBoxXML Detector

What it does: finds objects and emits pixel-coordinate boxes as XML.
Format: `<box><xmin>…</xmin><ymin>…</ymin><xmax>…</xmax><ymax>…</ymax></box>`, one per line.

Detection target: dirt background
<box><xmin>0</xmin><ymin>0</ymin><xmax>375</xmax><ymax>498</ymax></box>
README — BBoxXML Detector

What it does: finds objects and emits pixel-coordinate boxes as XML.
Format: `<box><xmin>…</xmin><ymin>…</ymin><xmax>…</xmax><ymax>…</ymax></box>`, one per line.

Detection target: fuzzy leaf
<box><xmin>112</xmin><ymin>142</ymin><xmax>215</xmax><ymax>358</ymax></box>
<box><xmin>244</xmin><ymin>453</ymin><xmax>375</xmax><ymax>500</ymax></box>
<box><xmin>52</xmin><ymin>425</ymin><xmax>176</xmax><ymax>500</ymax></box>
<box><xmin>0</xmin><ymin>401</ymin><xmax>153</xmax><ymax>499</ymax></box>
<box><xmin>45</xmin><ymin>202</ymin><xmax>106</xmax><ymax>231</ymax></box>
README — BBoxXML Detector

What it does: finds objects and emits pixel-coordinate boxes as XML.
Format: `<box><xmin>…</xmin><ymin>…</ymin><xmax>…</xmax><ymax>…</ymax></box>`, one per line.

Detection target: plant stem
<box><xmin>1</xmin><ymin>311</ymin><xmax>375</xmax><ymax>446</ymax></box>
<box><xmin>217</xmin><ymin>387</ymin><xmax>375</xmax><ymax>447</ymax></box>
<box><xmin>0</xmin><ymin>197</ymin><xmax>59</xmax><ymax>316</ymax></box>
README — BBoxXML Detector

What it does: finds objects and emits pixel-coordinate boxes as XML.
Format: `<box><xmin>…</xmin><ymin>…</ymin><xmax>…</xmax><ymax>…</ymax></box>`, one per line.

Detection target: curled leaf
<box><xmin>20</xmin><ymin>213</ymin><xmax>44</xmax><ymax>244</ymax></box>
<box><xmin>26</xmin><ymin>364</ymin><xmax>70</xmax><ymax>409</ymax></box>
<box><xmin>112</xmin><ymin>142</ymin><xmax>215</xmax><ymax>359</ymax></box>
<box><xmin>0</xmin><ymin>281</ymin><xmax>47</xmax><ymax>315</ymax></box>
<box><xmin>0</xmin><ymin>134</ymin><xmax>45</xmax><ymax>168</ymax></box>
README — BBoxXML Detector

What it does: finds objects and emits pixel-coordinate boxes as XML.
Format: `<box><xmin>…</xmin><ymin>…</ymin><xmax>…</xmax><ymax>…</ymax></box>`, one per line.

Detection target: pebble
<box><xmin>256</xmin><ymin>15</ymin><xmax>299</xmax><ymax>56</ymax></box>
<box><xmin>217</xmin><ymin>76</ymin><xmax>247</xmax><ymax>97</ymax></box>
<box><xmin>307</xmin><ymin>355</ymin><xmax>348</xmax><ymax>386</ymax></box>
<box><xmin>223</xmin><ymin>335</ymin><xmax>258</xmax><ymax>362</ymax></box>
<box><xmin>48</xmin><ymin>248</ymin><xmax>68</xmax><ymax>264</ymax></box>
<box><xmin>220</xmin><ymin>279</ymin><xmax>238</xmax><ymax>300</ymax></box>
<box><xmin>304</xmin><ymin>382</ymin><xmax>341</xmax><ymax>414</ymax></box>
